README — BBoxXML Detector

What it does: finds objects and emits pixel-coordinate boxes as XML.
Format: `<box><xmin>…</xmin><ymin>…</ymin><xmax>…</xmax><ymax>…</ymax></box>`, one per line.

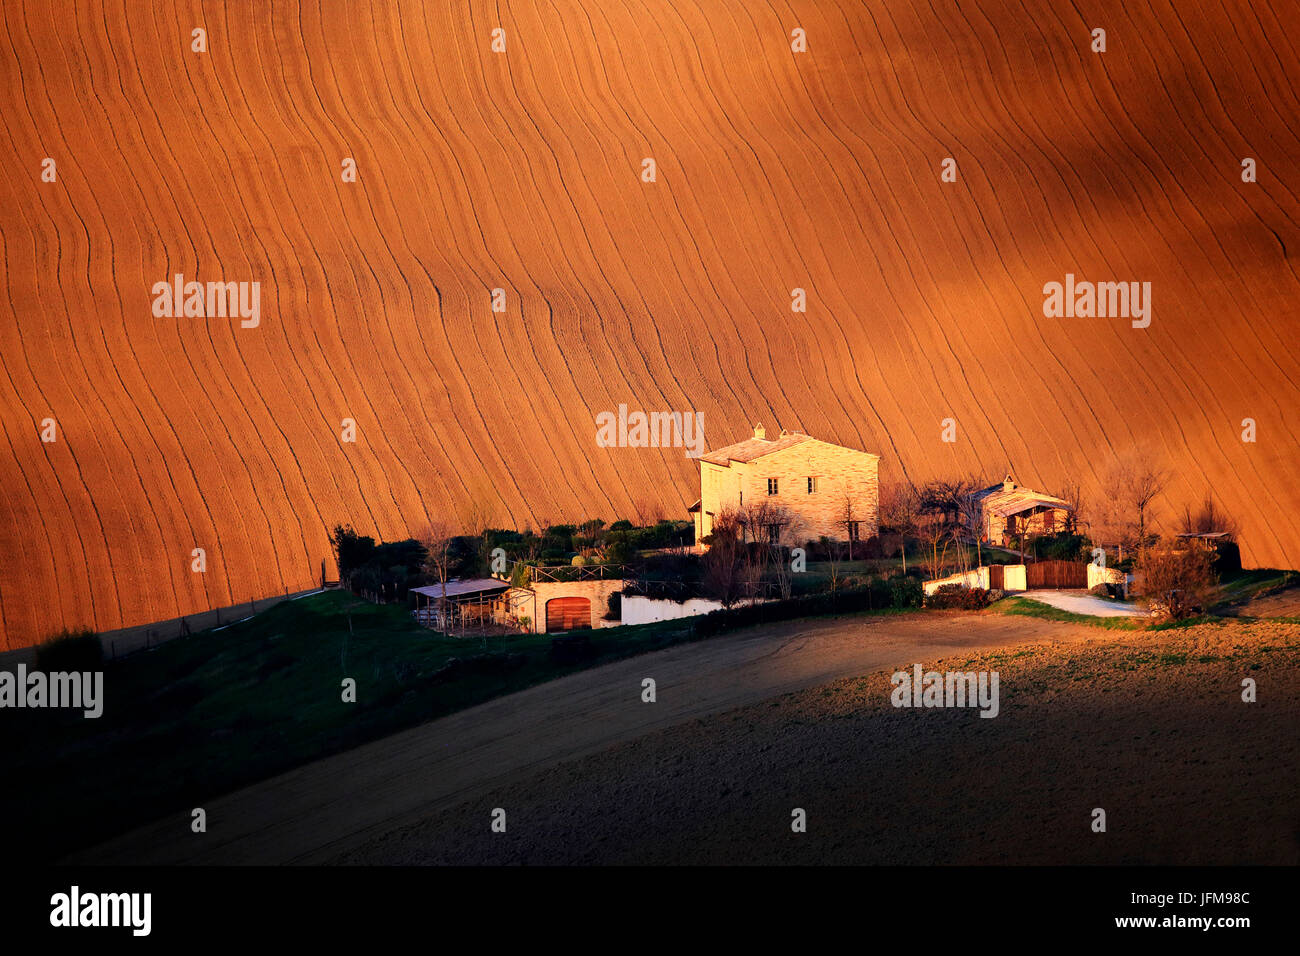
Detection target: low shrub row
<box><xmin>923</xmin><ymin>584</ymin><xmax>994</xmax><ymax>610</ymax></box>
<box><xmin>693</xmin><ymin>576</ymin><xmax>923</xmax><ymax>638</ymax></box>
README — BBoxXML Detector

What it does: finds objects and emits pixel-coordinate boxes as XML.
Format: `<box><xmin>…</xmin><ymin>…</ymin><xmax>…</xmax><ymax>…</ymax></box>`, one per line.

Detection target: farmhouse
<box><xmin>971</xmin><ymin>475</ymin><xmax>1073</xmax><ymax>547</ymax></box>
<box><xmin>689</xmin><ymin>425</ymin><xmax>880</xmax><ymax>547</ymax></box>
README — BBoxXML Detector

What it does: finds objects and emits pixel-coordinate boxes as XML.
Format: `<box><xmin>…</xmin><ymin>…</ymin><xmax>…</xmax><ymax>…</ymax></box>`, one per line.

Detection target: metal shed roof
<box><xmin>410</xmin><ymin>578</ymin><xmax>510</xmax><ymax>600</ymax></box>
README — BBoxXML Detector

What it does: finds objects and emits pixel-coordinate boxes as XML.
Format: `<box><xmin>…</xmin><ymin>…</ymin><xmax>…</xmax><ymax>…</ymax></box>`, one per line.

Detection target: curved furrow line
<box><xmin>2</xmin><ymin>0</ymin><xmax>1299</xmax><ymax>644</ymax></box>
<box><xmin>821</xmin><ymin>0</ymin><xmax>1097</xmax><ymax>476</ymax></box>
<box><xmin>1032</xmin><ymin>0</ymin><xmax>1298</xmax><ymax>554</ymax></box>
<box><xmin>238</xmin><ymin>0</ymin><xmax>430</xmax><ymax>547</ymax></box>
<box><xmin>287</xmin><ymin>0</ymin><xmax>481</xmax><ymax>532</ymax></box>
<box><xmin>528</xmin><ymin>0</ymin><xmax>735</xmax><ymax>472</ymax></box>
<box><xmin>984</xmin><ymin>0</ymin><xmax>1260</xmax><ymax>502</ymax></box>
<box><xmin>497</xmin><ymin>0</ymin><xmax>718</xmax><ymax>514</ymax></box>
<box><xmin>600</xmin><ymin>0</ymin><xmax>816</xmax><ymax>443</ymax></box>
<box><xmin>0</xmin><ymin>110</ymin><xmax>108</xmax><ymax>635</ymax></box>
<box><xmin>873</xmin><ymin>0</ymin><xmax>1120</xmax><ymax>481</ymax></box>
<box><xmin>740</xmin><ymin>0</ymin><xmax>1025</xmax><ymax>471</ymax></box>
<box><xmin>0</xmin><ymin>219</ymin><xmax>81</xmax><ymax>639</ymax></box>
<box><xmin>748</xmin><ymin>0</ymin><xmax>1016</xmax><ymax>472</ymax></box>
<box><xmin>102</xmin><ymin>0</ymin><xmax>275</xmax><ymax>612</ymax></box>
<box><xmin>353</xmin><ymin>0</ymin><xmax>580</xmax><ymax>522</ymax></box>
<box><xmin>545</xmin><ymin>0</ymin><xmax>772</xmax><ymax>458</ymax></box>
<box><xmin>162</xmin><ymin>0</ymin><xmax>359</xmax><ymax>591</ymax></box>
<box><xmin>306</xmin><ymin>0</ymin><xmax>511</xmax><ymax>531</ymax></box>
<box><xmin>101</xmin><ymin>0</ymin><xmax>277</xmax><ymax>612</ymax></box>
<box><xmin>7</xmin><ymin>2</ymin><xmax>172</xmax><ymax>629</ymax></box>
<box><xmin>834</xmin><ymin>0</ymin><xmax>1101</xmax><ymax>477</ymax></box>
<box><xmin>198</xmin><ymin>0</ymin><xmax>384</xmax><ymax>548</ymax></box>
<box><xmin>463</xmin><ymin>0</ymin><xmax>703</xmax><ymax>512</ymax></box>
<box><xmin>215</xmin><ymin>3</ymin><xmax>395</xmax><ymax>545</ymax></box>
<box><xmin>1045</xmin><ymin>0</ymin><xmax>1296</xmax><ymax>555</ymax></box>
<box><xmin>220</xmin><ymin>0</ymin><xmax>431</xmax><ymax>555</ymax></box>
<box><xmin>543</xmin><ymin>0</ymin><xmax>729</xmax><ymax>437</ymax></box>
<box><xmin>640</xmin><ymin>0</ymin><xmax>871</xmax><ymax>454</ymax></box>
<box><xmin>88</xmin><ymin>0</ymin><xmax>270</xmax><ymax>616</ymax></box>
<box><xmin>86</xmin><ymin>0</ymin><xmax>269</xmax><ymax>613</ymax></box>
<box><xmin>951</xmin><ymin>0</ymin><xmax>1202</xmax><ymax>486</ymax></box>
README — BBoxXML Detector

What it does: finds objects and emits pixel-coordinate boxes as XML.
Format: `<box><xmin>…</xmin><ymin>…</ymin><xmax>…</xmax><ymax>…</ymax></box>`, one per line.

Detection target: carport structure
<box><xmin>411</xmin><ymin>578</ymin><xmax>525</xmax><ymax>634</ymax></box>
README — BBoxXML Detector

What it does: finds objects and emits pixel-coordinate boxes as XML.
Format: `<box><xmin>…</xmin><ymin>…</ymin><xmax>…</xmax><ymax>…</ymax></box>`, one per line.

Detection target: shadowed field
<box><xmin>340</xmin><ymin>619</ymin><xmax>1300</xmax><ymax>866</ymax></box>
<box><xmin>1</xmin><ymin>1</ymin><xmax>1298</xmax><ymax>647</ymax></box>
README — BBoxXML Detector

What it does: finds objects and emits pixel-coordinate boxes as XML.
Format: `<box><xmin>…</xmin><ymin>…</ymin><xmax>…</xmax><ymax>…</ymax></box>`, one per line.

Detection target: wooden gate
<box><xmin>1025</xmin><ymin>560</ymin><xmax>1088</xmax><ymax>589</ymax></box>
<box><xmin>988</xmin><ymin>565</ymin><xmax>1005</xmax><ymax>590</ymax></box>
<box><xmin>546</xmin><ymin>596</ymin><xmax>591</xmax><ymax>632</ymax></box>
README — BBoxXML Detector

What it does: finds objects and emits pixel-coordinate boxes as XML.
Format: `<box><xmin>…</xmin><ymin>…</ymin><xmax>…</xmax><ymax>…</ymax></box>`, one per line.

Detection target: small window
<box><xmin>807</xmin><ymin>477</ymin><xmax>817</xmax><ymax>493</ymax></box>
<box><xmin>767</xmin><ymin>478</ymin><xmax>779</xmax><ymax>496</ymax></box>
<box><xmin>765</xmin><ymin>523</ymin><xmax>782</xmax><ymax>543</ymax></box>
<box><xmin>848</xmin><ymin>521</ymin><xmax>861</xmax><ymax>542</ymax></box>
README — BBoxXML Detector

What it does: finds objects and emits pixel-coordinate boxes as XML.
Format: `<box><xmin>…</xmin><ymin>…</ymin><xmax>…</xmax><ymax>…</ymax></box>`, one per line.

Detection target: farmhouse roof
<box><xmin>699</xmin><ymin>431</ymin><xmax>813</xmax><ymax>466</ymax></box>
<box><xmin>973</xmin><ymin>473</ymin><xmax>1072</xmax><ymax>518</ymax></box>
<box><xmin>987</xmin><ymin>495</ymin><xmax>1072</xmax><ymax>518</ymax></box>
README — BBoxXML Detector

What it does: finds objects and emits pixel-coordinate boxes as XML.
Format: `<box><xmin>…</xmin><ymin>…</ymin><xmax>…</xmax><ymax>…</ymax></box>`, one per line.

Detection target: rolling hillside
<box><xmin>1</xmin><ymin>0</ymin><xmax>1298</xmax><ymax>648</ymax></box>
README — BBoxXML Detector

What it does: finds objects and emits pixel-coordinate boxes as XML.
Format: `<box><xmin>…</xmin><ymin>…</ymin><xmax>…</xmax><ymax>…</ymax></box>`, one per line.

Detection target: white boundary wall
<box><xmin>621</xmin><ymin>594</ymin><xmax>729</xmax><ymax>625</ymax></box>
<box><xmin>923</xmin><ymin>565</ymin><xmax>1027</xmax><ymax>595</ymax></box>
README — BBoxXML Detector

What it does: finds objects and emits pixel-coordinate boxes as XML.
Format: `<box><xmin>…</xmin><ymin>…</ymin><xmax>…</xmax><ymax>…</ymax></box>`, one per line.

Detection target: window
<box><xmin>767</xmin><ymin>478</ymin><xmax>779</xmax><ymax>496</ymax></box>
<box><xmin>765</xmin><ymin>524</ymin><xmax>783</xmax><ymax>544</ymax></box>
<box><xmin>807</xmin><ymin>476</ymin><xmax>818</xmax><ymax>493</ymax></box>
<box><xmin>848</xmin><ymin>521</ymin><xmax>861</xmax><ymax>542</ymax></box>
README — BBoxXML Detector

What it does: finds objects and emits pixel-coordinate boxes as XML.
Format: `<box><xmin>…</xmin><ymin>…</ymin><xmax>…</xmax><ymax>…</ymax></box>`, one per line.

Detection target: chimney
<box><xmin>1003</xmin><ymin>474</ymin><xmax>1015</xmax><ymax>492</ymax></box>
<box><xmin>753</xmin><ymin>423</ymin><xmax>766</xmax><ymax>440</ymax></box>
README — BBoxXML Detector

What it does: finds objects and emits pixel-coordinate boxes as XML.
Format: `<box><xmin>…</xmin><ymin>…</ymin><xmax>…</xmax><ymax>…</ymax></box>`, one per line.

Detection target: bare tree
<box><xmin>1179</xmin><ymin>492</ymin><xmax>1239</xmax><ymax>538</ymax></box>
<box><xmin>956</xmin><ymin>478</ymin><xmax>985</xmax><ymax>571</ymax></box>
<box><xmin>702</xmin><ymin>509</ymin><xmax>746</xmax><ymax>608</ymax></box>
<box><xmin>915</xmin><ymin>511</ymin><xmax>952</xmax><ymax>579</ymax></box>
<box><xmin>456</xmin><ymin>483</ymin><xmax>501</xmax><ymax>576</ymax></box>
<box><xmin>821</xmin><ymin>535</ymin><xmax>845</xmax><ymax>594</ymax></box>
<box><xmin>631</xmin><ymin>497</ymin><xmax>664</xmax><ymax>527</ymax></box>
<box><xmin>741</xmin><ymin>499</ymin><xmax>804</xmax><ymax>601</ymax></box>
<box><xmin>916</xmin><ymin>479</ymin><xmax>973</xmax><ymax>578</ymax></box>
<box><xmin>1056</xmin><ymin>477</ymin><xmax>1085</xmax><ymax>536</ymax></box>
<box><xmin>1107</xmin><ymin>452</ymin><xmax>1169</xmax><ymax>555</ymax></box>
<box><xmin>420</xmin><ymin>516</ymin><xmax>457</xmax><ymax>633</ymax></box>
<box><xmin>839</xmin><ymin>494</ymin><xmax>858</xmax><ymax>561</ymax></box>
<box><xmin>878</xmin><ymin>481</ymin><xmax>920</xmax><ymax>573</ymax></box>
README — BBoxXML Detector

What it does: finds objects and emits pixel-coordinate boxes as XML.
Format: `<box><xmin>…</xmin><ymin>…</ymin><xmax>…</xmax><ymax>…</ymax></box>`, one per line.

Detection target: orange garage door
<box><xmin>546</xmin><ymin>597</ymin><xmax>591</xmax><ymax>632</ymax></box>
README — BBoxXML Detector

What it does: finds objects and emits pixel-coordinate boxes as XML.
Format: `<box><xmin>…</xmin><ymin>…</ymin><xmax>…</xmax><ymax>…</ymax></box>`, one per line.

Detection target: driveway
<box><xmin>72</xmin><ymin>611</ymin><xmax>1116</xmax><ymax>865</ymax></box>
<box><xmin>1024</xmin><ymin>589</ymin><xmax>1152</xmax><ymax>617</ymax></box>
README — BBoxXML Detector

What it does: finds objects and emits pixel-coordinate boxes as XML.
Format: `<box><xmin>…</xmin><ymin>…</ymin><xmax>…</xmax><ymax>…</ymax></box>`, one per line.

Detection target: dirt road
<box><xmin>74</xmin><ymin>611</ymin><xmax>1113</xmax><ymax>865</ymax></box>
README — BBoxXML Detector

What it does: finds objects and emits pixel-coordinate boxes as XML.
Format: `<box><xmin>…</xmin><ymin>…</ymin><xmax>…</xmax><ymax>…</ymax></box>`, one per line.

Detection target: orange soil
<box><xmin>1</xmin><ymin>1</ymin><xmax>1298</xmax><ymax>648</ymax></box>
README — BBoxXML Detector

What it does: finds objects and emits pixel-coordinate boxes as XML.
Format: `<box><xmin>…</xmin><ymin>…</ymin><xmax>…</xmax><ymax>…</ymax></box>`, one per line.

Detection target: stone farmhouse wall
<box><xmin>698</xmin><ymin>439</ymin><xmax>879</xmax><ymax>547</ymax></box>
